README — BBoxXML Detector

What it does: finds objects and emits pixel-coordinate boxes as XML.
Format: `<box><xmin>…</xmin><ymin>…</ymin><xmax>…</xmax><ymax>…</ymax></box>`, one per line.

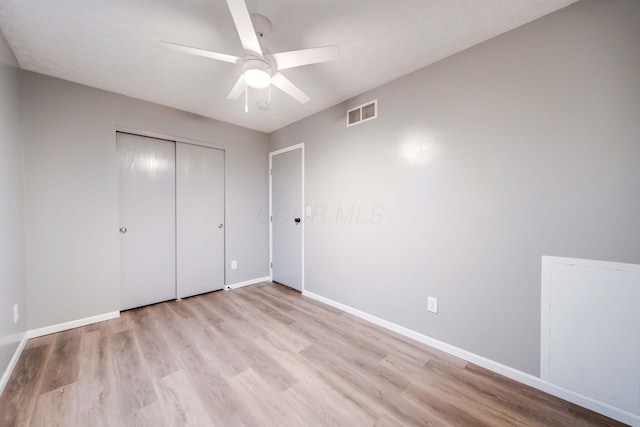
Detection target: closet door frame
<box><xmin>116</xmin><ymin>127</ymin><xmax>227</xmax><ymax>302</ymax></box>
<box><xmin>116</xmin><ymin>127</ymin><xmax>226</xmax><ymax>152</ymax></box>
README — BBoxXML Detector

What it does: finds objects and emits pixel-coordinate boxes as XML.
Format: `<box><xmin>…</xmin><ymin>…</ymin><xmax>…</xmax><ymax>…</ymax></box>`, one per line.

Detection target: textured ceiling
<box><xmin>0</xmin><ymin>0</ymin><xmax>577</xmax><ymax>133</ymax></box>
<box><xmin>0</xmin><ymin>26</ymin><xmax>17</xmax><ymax>66</ymax></box>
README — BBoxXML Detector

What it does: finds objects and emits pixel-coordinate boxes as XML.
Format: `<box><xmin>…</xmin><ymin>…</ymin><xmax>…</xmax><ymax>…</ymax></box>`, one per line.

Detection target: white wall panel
<box><xmin>542</xmin><ymin>256</ymin><xmax>640</xmax><ymax>416</ymax></box>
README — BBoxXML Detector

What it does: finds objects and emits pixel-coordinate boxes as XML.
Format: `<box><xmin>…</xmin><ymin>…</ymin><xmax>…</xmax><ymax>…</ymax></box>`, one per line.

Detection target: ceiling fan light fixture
<box><xmin>243</xmin><ymin>59</ymin><xmax>271</xmax><ymax>89</ymax></box>
<box><xmin>244</xmin><ymin>68</ymin><xmax>270</xmax><ymax>88</ymax></box>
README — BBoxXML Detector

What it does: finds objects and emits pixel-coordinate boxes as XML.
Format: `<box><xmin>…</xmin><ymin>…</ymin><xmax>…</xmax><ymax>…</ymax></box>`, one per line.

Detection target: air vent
<box><xmin>347</xmin><ymin>100</ymin><xmax>377</xmax><ymax>127</ymax></box>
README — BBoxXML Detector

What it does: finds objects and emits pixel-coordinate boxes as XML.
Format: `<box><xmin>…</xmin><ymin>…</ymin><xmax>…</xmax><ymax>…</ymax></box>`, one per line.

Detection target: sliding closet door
<box><xmin>176</xmin><ymin>143</ymin><xmax>225</xmax><ymax>298</ymax></box>
<box><xmin>118</xmin><ymin>133</ymin><xmax>176</xmax><ymax>310</ymax></box>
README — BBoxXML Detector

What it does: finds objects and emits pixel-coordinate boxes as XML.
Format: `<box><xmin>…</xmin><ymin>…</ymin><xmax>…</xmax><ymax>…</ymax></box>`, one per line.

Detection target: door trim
<box><xmin>269</xmin><ymin>143</ymin><xmax>305</xmax><ymax>292</ymax></box>
<box><xmin>116</xmin><ymin>126</ymin><xmax>225</xmax><ymax>150</ymax></box>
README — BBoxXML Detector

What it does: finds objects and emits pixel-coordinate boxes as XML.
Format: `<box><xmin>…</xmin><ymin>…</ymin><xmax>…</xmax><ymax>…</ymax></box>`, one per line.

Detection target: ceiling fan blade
<box><xmin>270</xmin><ymin>46</ymin><xmax>340</xmax><ymax>70</ymax></box>
<box><xmin>161</xmin><ymin>41</ymin><xmax>240</xmax><ymax>64</ymax></box>
<box><xmin>271</xmin><ymin>73</ymin><xmax>310</xmax><ymax>104</ymax></box>
<box><xmin>225</xmin><ymin>0</ymin><xmax>262</xmax><ymax>56</ymax></box>
<box><xmin>227</xmin><ymin>74</ymin><xmax>246</xmax><ymax>100</ymax></box>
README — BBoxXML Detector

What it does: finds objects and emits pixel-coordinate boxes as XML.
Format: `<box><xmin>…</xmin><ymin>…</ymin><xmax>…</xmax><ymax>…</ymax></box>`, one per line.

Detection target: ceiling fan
<box><xmin>162</xmin><ymin>0</ymin><xmax>340</xmax><ymax>110</ymax></box>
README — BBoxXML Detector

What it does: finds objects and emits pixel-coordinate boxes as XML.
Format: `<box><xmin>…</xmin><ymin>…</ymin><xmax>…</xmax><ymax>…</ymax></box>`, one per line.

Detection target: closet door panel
<box><xmin>118</xmin><ymin>133</ymin><xmax>176</xmax><ymax>310</ymax></box>
<box><xmin>176</xmin><ymin>143</ymin><xmax>225</xmax><ymax>298</ymax></box>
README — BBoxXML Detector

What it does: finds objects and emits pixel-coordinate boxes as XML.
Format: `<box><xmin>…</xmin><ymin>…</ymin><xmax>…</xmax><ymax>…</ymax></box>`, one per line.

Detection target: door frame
<box><xmin>269</xmin><ymin>143</ymin><xmax>305</xmax><ymax>292</ymax></box>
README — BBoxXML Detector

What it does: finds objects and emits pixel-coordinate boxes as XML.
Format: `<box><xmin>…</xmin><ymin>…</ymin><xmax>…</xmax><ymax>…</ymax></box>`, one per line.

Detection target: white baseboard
<box><xmin>0</xmin><ymin>332</ymin><xmax>28</xmax><ymax>398</ymax></box>
<box><xmin>228</xmin><ymin>276</ymin><xmax>271</xmax><ymax>290</ymax></box>
<box><xmin>27</xmin><ymin>311</ymin><xmax>120</xmax><ymax>339</ymax></box>
<box><xmin>302</xmin><ymin>290</ymin><xmax>639</xmax><ymax>426</ymax></box>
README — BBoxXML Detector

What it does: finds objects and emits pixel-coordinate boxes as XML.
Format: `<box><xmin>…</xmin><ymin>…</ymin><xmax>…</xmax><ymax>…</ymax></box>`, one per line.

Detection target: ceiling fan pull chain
<box><xmin>245</xmin><ymin>79</ymin><xmax>249</xmax><ymax>113</ymax></box>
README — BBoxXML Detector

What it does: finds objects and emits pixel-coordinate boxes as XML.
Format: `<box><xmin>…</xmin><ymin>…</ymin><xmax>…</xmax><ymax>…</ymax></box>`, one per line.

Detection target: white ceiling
<box><xmin>0</xmin><ymin>0</ymin><xmax>577</xmax><ymax>133</ymax></box>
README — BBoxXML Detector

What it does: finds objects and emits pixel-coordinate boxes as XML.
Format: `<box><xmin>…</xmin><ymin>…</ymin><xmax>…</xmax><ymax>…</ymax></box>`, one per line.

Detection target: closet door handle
<box><xmin>119</xmin><ymin>227</ymin><xmax>127</xmax><ymax>234</ymax></box>
<box><xmin>218</xmin><ymin>224</ymin><xmax>224</xmax><ymax>229</ymax></box>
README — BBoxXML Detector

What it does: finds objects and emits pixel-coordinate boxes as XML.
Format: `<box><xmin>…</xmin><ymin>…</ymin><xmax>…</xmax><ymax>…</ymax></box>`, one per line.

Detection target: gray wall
<box><xmin>22</xmin><ymin>71</ymin><xmax>269</xmax><ymax>330</ymax></box>
<box><xmin>0</xmin><ymin>63</ymin><xmax>27</xmax><ymax>377</ymax></box>
<box><xmin>269</xmin><ymin>0</ymin><xmax>640</xmax><ymax>375</ymax></box>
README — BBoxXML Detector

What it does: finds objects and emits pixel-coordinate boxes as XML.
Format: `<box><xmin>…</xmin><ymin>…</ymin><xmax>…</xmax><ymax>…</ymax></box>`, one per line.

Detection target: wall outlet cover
<box><xmin>13</xmin><ymin>303</ymin><xmax>19</xmax><ymax>323</ymax></box>
<box><xmin>231</xmin><ymin>260</ymin><xmax>238</xmax><ymax>270</ymax></box>
<box><xmin>427</xmin><ymin>296</ymin><xmax>438</xmax><ymax>314</ymax></box>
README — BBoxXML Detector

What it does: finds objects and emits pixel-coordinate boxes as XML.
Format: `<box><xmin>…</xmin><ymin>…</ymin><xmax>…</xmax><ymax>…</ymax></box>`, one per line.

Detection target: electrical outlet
<box><xmin>13</xmin><ymin>303</ymin><xmax>19</xmax><ymax>323</ymax></box>
<box><xmin>231</xmin><ymin>260</ymin><xmax>238</xmax><ymax>270</ymax></box>
<box><xmin>427</xmin><ymin>296</ymin><xmax>438</xmax><ymax>314</ymax></box>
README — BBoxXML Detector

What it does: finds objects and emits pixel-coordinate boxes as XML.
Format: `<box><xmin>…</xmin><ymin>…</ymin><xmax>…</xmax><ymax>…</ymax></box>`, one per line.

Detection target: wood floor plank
<box><xmin>75</xmin><ymin>329</ymin><xmax>116</xmax><ymax>417</ymax></box>
<box><xmin>287</xmin><ymin>308</ymin><xmax>390</xmax><ymax>362</ymax></box>
<box><xmin>198</xmin><ymin>291</ymin><xmax>266</xmax><ymax>340</ymax></box>
<box><xmin>252</xmin><ymin>333</ymin><xmax>377</xmax><ymax>425</ymax></box>
<box><xmin>156</xmin><ymin>301</ymin><xmax>254</xmax><ymax>427</ymax></box>
<box><xmin>121</xmin><ymin>401</ymin><xmax>169</xmax><ymax>427</ymax></box>
<box><xmin>75</xmin><ymin>405</ymin><xmax>112</xmax><ymax>427</ymax></box>
<box><xmin>234</xmin><ymin>287</ymin><xmax>297</xmax><ymax>325</ymax></box>
<box><xmin>402</xmin><ymin>380</ymin><xmax>498</xmax><ymax>427</ymax></box>
<box><xmin>24</xmin><ymin>333</ymin><xmax>55</xmax><ymax>350</ymax></box>
<box><xmin>379</xmin><ymin>352</ymin><xmax>429</xmax><ymax>380</ymax></box>
<box><xmin>374</xmin><ymin>414</ymin><xmax>406</xmax><ymax>427</ymax></box>
<box><xmin>186</xmin><ymin>306</ymin><xmax>253</xmax><ymax>380</ymax></box>
<box><xmin>463</xmin><ymin>363</ymin><xmax>625</xmax><ymax>426</ymax></box>
<box><xmin>227</xmin><ymin>368</ymin><xmax>307</xmax><ymax>427</ymax></box>
<box><xmin>155</xmin><ymin>370</ymin><xmax>215</xmax><ymax>426</ymax></box>
<box><xmin>184</xmin><ymin>295</ymin><xmax>225</xmax><ymax>325</ymax></box>
<box><xmin>415</xmin><ymin>360</ymin><xmax>533</xmax><ymax>426</ymax></box>
<box><xmin>427</xmin><ymin>357</ymin><xmax>571</xmax><ymax>426</ymax></box>
<box><xmin>109</xmin><ymin>329</ymin><xmax>158</xmax><ymax>417</ymax></box>
<box><xmin>282</xmin><ymin>377</ymin><xmax>375</xmax><ymax>427</ymax></box>
<box><xmin>129</xmin><ymin>305</ymin><xmax>179</xmax><ymax>380</ymax></box>
<box><xmin>314</xmin><ymin>336</ymin><xmax>410</xmax><ymax>394</ymax></box>
<box><xmin>1</xmin><ymin>282</ymin><xmax>627</xmax><ymax>426</ymax></box>
<box><xmin>236</xmin><ymin>297</ymin><xmax>313</xmax><ymax>353</ymax></box>
<box><xmin>191</xmin><ymin>301</ymin><xmax>300</xmax><ymax>392</ymax></box>
<box><xmin>300</xmin><ymin>343</ymin><xmax>451</xmax><ymax>426</ymax></box>
<box><xmin>104</xmin><ymin>311</ymin><xmax>135</xmax><ymax>335</ymax></box>
<box><xmin>254</xmin><ymin>285</ymin><xmax>310</xmax><ymax>314</ymax></box>
<box><xmin>223</xmin><ymin>321</ymin><xmax>300</xmax><ymax>392</ymax></box>
<box><xmin>39</xmin><ymin>331</ymin><xmax>81</xmax><ymax>394</ymax></box>
<box><xmin>0</xmin><ymin>344</ymin><xmax>51</xmax><ymax>426</ymax></box>
<box><xmin>30</xmin><ymin>383</ymin><xmax>79</xmax><ymax>427</ymax></box>
<box><xmin>344</xmin><ymin>312</ymin><xmax>469</xmax><ymax>369</ymax></box>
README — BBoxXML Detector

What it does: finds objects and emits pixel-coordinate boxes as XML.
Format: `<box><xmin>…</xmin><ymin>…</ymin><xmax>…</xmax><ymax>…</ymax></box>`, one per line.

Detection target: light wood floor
<box><xmin>0</xmin><ymin>282</ymin><xmax>624</xmax><ymax>426</ymax></box>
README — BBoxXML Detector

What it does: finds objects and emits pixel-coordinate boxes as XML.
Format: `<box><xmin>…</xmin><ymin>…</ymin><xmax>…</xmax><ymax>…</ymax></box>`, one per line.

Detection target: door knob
<box><xmin>119</xmin><ymin>227</ymin><xmax>127</xmax><ymax>234</ymax></box>
<box><xmin>294</xmin><ymin>218</ymin><xmax>301</xmax><ymax>224</ymax></box>
<box><xmin>218</xmin><ymin>224</ymin><xmax>224</xmax><ymax>229</ymax></box>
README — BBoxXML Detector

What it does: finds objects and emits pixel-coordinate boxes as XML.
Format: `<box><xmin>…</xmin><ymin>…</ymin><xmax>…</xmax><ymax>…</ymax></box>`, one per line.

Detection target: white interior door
<box><xmin>176</xmin><ymin>143</ymin><xmax>225</xmax><ymax>298</ymax></box>
<box><xmin>271</xmin><ymin>146</ymin><xmax>303</xmax><ymax>291</ymax></box>
<box><xmin>118</xmin><ymin>132</ymin><xmax>176</xmax><ymax>310</ymax></box>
